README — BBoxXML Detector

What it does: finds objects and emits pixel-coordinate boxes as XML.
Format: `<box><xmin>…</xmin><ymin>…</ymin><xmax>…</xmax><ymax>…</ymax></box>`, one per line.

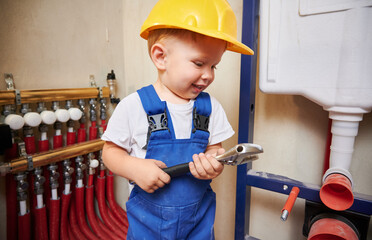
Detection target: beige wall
<box><xmin>0</xmin><ymin>0</ymin><xmax>241</xmax><ymax>239</ymax></box>
<box><xmin>0</xmin><ymin>0</ymin><xmax>371</xmax><ymax>239</ymax></box>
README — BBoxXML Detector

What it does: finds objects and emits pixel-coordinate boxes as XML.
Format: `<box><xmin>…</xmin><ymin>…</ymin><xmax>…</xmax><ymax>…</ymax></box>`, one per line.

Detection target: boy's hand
<box><xmin>189</xmin><ymin>148</ymin><xmax>225</xmax><ymax>180</ymax></box>
<box><xmin>132</xmin><ymin>158</ymin><xmax>171</xmax><ymax>193</ymax></box>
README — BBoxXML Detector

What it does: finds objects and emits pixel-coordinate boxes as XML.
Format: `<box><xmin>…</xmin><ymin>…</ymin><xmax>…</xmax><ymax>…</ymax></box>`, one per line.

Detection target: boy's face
<box><xmin>159</xmin><ymin>34</ymin><xmax>226</xmax><ymax>100</ymax></box>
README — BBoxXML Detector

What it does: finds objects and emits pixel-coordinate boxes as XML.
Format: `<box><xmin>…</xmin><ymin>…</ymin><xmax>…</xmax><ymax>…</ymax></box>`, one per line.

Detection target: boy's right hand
<box><xmin>132</xmin><ymin>158</ymin><xmax>171</xmax><ymax>193</ymax></box>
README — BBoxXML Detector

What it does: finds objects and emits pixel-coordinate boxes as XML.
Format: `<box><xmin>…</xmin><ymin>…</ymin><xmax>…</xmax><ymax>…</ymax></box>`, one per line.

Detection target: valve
<box><xmin>33</xmin><ymin>167</ymin><xmax>46</xmax><ymax>195</ymax></box>
<box><xmin>48</xmin><ymin>164</ymin><xmax>60</xmax><ymax>190</ymax></box>
<box><xmin>15</xmin><ymin>173</ymin><xmax>29</xmax><ymax>202</ymax></box>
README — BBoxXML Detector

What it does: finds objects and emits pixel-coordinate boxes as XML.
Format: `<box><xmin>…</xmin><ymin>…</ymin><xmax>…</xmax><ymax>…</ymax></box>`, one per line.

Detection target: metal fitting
<box><xmin>23</xmin><ymin>126</ymin><xmax>33</xmax><ymax>137</ymax></box>
<box><xmin>78</xmin><ymin>99</ymin><xmax>86</xmax><ymax>124</ymax></box>
<box><xmin>99</xmin><ymin>98</ymin><xmax>107</xmax><ymax>120</ymax></box>
<box><xmin>2</xmin><ymin>105</ymin><xmax>12</xmax><ymax>116</ymax></box>
<box><xmin>38</xmin><ymin>123</ymin><xmax>48</xmax><ymax>133</ymax></box>
<box><xmin>20</xmin><ymin>103</ymin><xmax>30</xmax><ymax>115</ymax></box>
<box><xmin>54</xmin><ymin>121</ymin><xmax>62</xmax><ymax>131</ymax></box>
<box><xmin>98</xmin><ymin>150</ymin><xmax>106</xmax><ymax>171</ymax></box>
<box><xmin>17</xmin><ymin>141</ymin><xmax>27</xmax><ymax>157</ymax></box>
<box><xmin>89</xmin><ymin>98</ymin><xmax>97</xmax><ymax>122</ymax></box>
<box><xmin>33</xmin><ymin>167</ymin><xmax>45</xmax><ymax>195</ymax></box>
<box><xmin>37</xmin><ymin>102</ymin><xmax>46</xmax><ymax>113</ymax></box>
<box><xmin>48</xmin><ymin>163</ymin><xmax>60</xmax><ymax>189</ymax></box>
<box><xmin>67</xmin><ymin>119</ymin><xmax>74</xmax><ymax>128</ymax></box>
<box><xmin>65</xmin><ymin>100</ymin><xmax>73</xmax><ymax>110</ymax></box>
<box><xmin>15</xmin><ymin>173</ymin><xmax>29</xmax><ymax>201</ymax></box>
<box><xmin>51</xmin><ymin>101</ymin><xmax>60</xmax><ymax>111</ymax></box>
<box><xmin>75</xmin><ymin>155</ymin><xmax>86</xmax><ymax>180</ymax></box>
<box><xmin>62</xmin><ymin>160</ymin><xmax>74</xmax><ymax>184</ymax></box>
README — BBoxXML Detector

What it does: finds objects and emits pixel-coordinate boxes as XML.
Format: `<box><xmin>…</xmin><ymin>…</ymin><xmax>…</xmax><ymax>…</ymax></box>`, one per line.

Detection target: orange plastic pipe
<box><xmin>281</xmin><ymin>186</ymin><xmax>300</xmax><ymax>221</ymax></box>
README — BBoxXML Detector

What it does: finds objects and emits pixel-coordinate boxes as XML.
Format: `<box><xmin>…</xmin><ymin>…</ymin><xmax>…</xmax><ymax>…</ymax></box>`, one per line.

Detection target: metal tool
<box><xmin>163</xmin><ymin>143</ymin><xmax>263</xmax><ymax>178</ymax></box>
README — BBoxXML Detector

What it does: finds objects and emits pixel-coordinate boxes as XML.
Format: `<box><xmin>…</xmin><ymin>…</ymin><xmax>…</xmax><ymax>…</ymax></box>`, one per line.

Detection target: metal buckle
<box><xmin>192</xmin><ymin>108</ymin><xmax>209</xmax><ymax>133</ymax></box>
<box><xmin>143</xmin><ymin>111</ymin><xmax>169</xmax><ymax>150</ymax></box>
<box><xmin>147</xmin><ymin>112</ymin><xmax>168</xmax><ymax>133</ymax></box>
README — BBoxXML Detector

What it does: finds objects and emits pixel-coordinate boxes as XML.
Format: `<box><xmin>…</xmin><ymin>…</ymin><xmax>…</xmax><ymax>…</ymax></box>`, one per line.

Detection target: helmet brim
<box><xmin>140</xmin><ymin>24</ymin><xmax>254</xmax><ymax>56</ymax></box>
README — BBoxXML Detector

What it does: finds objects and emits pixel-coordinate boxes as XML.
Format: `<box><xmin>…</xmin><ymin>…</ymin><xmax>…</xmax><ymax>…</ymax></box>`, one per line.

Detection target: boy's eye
<box><xmin>194</xmin><ymin>61</ymin><xmax>203</xmax><ymax>67</ymax></box>
<box><xmin>212</xmin><ymin>65</ymin><xmax>217</xmax><ymax>70</ymax></box>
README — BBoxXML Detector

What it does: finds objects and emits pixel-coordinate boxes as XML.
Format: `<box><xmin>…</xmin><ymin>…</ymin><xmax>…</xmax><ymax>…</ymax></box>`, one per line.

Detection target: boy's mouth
<box><xmin>192</xmin><ymin>84</ymin><xmax>205</xmax><ymax>92</ymax></box>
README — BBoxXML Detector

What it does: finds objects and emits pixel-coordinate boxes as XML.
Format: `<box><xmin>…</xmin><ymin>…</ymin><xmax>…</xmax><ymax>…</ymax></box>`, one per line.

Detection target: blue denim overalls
<box><xmin>126</xmin><ymin>85</ymin><xmax>216</xmax><ymax>240</ymax></box>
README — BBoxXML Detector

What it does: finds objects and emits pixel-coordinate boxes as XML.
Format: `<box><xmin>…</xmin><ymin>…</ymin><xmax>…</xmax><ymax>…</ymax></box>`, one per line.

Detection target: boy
<box><xmin>102</xmin><ymin>0</ymin><xmax>253</xmax><ymax>239</ymax></box>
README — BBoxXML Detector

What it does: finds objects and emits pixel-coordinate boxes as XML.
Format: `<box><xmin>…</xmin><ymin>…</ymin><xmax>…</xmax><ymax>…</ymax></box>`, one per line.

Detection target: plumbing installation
<box><xmin>255</xmin><ymin>0</ymin><xmax>372</xmax><ymax>239</ymax></box>
<box><xmin>0</xmin><ymin>71</ymin><xmax>128</xmax><ymax>239</ymax></box>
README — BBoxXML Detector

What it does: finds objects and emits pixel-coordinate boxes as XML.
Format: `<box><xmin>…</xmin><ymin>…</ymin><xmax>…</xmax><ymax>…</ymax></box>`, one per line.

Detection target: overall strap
<box><xmin>137</xmin><ymin>85</ymin><xmax>174</xmax><ymax>148</ymax></box>
<box><xmin>192</xmin><ymin>92</ymin><xmax>211</xmax><ymax>141</ymax></box>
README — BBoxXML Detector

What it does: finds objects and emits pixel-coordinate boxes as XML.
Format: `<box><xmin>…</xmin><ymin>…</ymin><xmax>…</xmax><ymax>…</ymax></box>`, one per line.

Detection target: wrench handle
<box><xmin>163</xmin><ymin>163</ymin><xmax>190</xmax><ymax>178</ymax></box>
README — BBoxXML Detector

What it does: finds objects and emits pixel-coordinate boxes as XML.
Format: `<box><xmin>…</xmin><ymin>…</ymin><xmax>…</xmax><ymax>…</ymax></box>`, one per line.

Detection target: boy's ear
<box><xmin>150</xmin><ymin>43</ymin><xmax>167</xmax><ymax>71</ymax></box>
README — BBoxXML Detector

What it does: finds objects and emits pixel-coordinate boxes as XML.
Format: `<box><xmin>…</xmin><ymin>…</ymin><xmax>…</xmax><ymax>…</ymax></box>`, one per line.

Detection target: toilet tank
<box><xmin>258</xmin><ymin>0</ymin><xmax>372</xmax><ymax>114</ymax></box>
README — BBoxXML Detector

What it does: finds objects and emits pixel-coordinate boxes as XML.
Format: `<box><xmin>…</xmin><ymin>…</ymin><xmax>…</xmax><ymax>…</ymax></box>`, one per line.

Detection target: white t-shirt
<box><xmin>102</xmin><ymin>90</ymin><xmax>234</xmax><ymax>159</ymax></box>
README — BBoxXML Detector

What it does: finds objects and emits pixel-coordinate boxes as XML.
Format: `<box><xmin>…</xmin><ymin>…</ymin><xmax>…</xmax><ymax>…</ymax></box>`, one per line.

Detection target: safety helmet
<box><xmin>140</xmin><ymin>0</ymin><xmax>254</xmax><ymax>55</ymax></box>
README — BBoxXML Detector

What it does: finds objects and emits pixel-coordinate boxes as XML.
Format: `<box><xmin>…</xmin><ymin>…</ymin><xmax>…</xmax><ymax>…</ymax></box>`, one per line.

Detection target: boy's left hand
<box><xmin>189</xmin><ymin>148</ymin><xmax>225</xmax><ymax>180</ymax></box>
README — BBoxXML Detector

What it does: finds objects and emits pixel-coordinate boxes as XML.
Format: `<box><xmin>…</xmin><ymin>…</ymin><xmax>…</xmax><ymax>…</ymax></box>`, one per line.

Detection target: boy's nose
<box><xmin>201</xmin><ymin>68</ymin><xmax>214</xmax><ymax>82</ymax></box>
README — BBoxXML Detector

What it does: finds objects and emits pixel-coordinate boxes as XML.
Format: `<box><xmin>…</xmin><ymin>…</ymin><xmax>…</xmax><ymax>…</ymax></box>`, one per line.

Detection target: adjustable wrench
<box><xmin>163</xmin><ymin>143</ymin><xmax>263</xmax><ymax>178</ymax></box>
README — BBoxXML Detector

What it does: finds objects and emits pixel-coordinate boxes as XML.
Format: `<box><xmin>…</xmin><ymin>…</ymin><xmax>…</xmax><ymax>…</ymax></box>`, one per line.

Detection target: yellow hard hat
<box><xmin>140</xmin><ymin>0</ymin><xmax>254</xmax><ymax>55</ymax></box>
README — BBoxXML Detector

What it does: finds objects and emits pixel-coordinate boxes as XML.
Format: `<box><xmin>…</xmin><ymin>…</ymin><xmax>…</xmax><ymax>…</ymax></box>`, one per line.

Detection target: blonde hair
<box><xmin>147</xmin><ymin>29</ymin><xmax>198</xmax><ymax>55</ymax></box>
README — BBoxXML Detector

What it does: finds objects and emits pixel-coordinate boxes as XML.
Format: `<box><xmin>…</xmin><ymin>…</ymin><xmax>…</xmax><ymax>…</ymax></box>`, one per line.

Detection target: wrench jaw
<box><xmin>236</xmin><ymin>155</ymin><xmax>259</xmax><ymax>165</ymax></box>
<box><xmin>215</xmin><ymin>143</ymin><xmax>263</xmax><ymax>166</ymax></box>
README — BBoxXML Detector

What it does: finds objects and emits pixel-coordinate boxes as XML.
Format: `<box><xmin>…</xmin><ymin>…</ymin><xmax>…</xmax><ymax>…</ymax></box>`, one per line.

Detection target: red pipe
<box><xmin>6</xmin><ymin>174</ymin><xmax>18</xmax><ymax>240</ymax></box>
<box><xmin>69</xmin><ymin>199</ymin><xmax>87</xmax><ymax>240</ymax></box>
<box><xmin>53</xmin><ymin>134</ymin><xmax>63</xmax><ymax>149</ymax></box>
<box><xmin>87</xmin><ymin>162</ymin><xmax>120</xmax><ymax>239</ymax></box>
<box><xmin>78</xmin><ymin>123</ymin><xmax>87</xmax><ymax>143</ymax></box>
<box><xmin>89</xmin><ymin>121</ymin><xmax>98</xmax><ymax>140</ymax></box>
<box><xmin>97</xmin><ymin>218</ymin><xmax>121</xmax><ymax>239</ymax></box>
<box><xmin>102</xmin><ymin>117</ymin><xmax>128</xmax><ymax>230</ymax></box>
<box><xmin>39</xmin><ymin>139</ymin><xmax>51</xmax><ymax>211</ymax></box>
<box><xmin>24</xmin><ymin>135</ymin><xmax>36</xmax><ymax>238</ymax></box>
<box><xmin>24</xmin><ymin>135</ymin><xmax>36</xmax><ymax>154</ymax></box>
<box><xmin>5</xmin><ymin>143</ymin><xmax>18</xmax><ymax>240</ymax></box>
<box><xmin>75</xmin><ymin>186</ymin><xmax>100</xmax><ymax>240</ymax></box>
<box><xmin>34</xmin><ymin>206</ymin><xmax>48</xmax><ymax>240</ymax></box>
<box><xmin>107</xmin><ymin>208</ymin><xmax>127</xmax><ymax>234</ymax></box>
<box><xmin>51</xmin><ymin>133</ymin><xmax>63</xmax><ymax>239</ymax></box>
<box><xmin>49</xmin><ymin>198</ymin><xmax>60</xmax><ymax>240</ymax></box>
<box><xmin>60</xmin><ymin>193</ymin><xmax>72</xmax><ymax>240</ymax></box>
<box><xmin>53</xmin><ymin>134</ymin><xmax>65</xmax><ymax>197</ymax></box>
<box><xmin>101</xmin><ymin>119</ymin><xmax>107</xmax><ymax>132</ymax></box>
<box><xmin>96</xmin><ymin>176</ymin><xmax>126</xmax><ymax>237</ymax></box>
<box><xmin>66</xmin><ymin>128</ymin><xmax>79</xmax><ymax>240</ymax></box>
<box><xmin>67</xmin><ymin>131</ymin><xmax>76</xmax><ymax>146</ymax></box>
<box><xmin>68</xmin><ymin>227</ymin><xmax>74</xmax><ymax>240</ymax></box>
<box><xmin>106</xmin><ymin>172</ymin><xmax>129</xmax><ymax>228</ymax></box>
<box><xmin>18</xmin><ymin>213</ymin><xmax>31</xmax><ymax>240</ymax></box>
<box><xmin>38</xmin><ymin>139</ymin><xmax>49</xmax><ymax>152</ymax></box>
<box><xmin>86</xmin><ymin>185</ymin><xmax>118</xmax><ymax>240</ymax></box>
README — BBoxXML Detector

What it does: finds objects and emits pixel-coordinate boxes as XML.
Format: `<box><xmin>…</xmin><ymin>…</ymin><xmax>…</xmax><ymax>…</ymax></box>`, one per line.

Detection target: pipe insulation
<box><xmin>75</xmin><ymin>186</ymin><xmax>100</xmax><ymax>240</ymax></box>
<box><xmin>5</xmin><ymin>143</ymin><xmax>18</xmax><ymax>240</ymax></box>
<box><xmin>69</xmin><ymin>200</ymin><xmax>87</xmax><ymax>240</ymax></box>
<box><xmin>60</xmin><ymin>192</ymin><xmax>72</xmax><ymax>240</ymax></box>
<box><xmin>18</xmin><ymin>213</ymin><xmax>31</xmax><ymax>240</ymax></box>
<box><xmin>107</xmin><ymin>172</ymin><xmax>129</xmax><ymax>228</ymax></box>
<box><xmin>49</xmin><ymin>198</ymin><xmax>60</xmax><ymax>240</ymax></box>
<box><xmin>34</xmin><ymin>207</ymin><xmax>48</xmax><ymax>240</ymax></box>
<box><xmin>96</xmin><ymin>175</ymin><xmax>126</xmax><ymax>238</ymax></box>
<box><xmin>86</xmin><ymin>185</ymin><xmax>119</xmax><ymax>240</ymax></box>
